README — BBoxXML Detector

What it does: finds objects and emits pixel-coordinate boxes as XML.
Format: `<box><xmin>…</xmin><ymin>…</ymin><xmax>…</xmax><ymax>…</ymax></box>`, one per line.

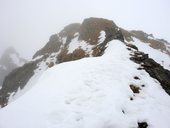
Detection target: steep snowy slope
<box><xmin>0</xmin><ymin>40</ymin><xmax>170</xmax><ymax>128</ymax></box>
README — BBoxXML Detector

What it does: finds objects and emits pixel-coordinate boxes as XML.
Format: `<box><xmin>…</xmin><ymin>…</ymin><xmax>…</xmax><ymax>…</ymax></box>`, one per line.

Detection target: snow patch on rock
<box><xmin>67</xmin><ymin>36</ymin><xmax>94</xmax><ymax>54</ymax></box>
<box><xmin>98</xmin><ymin>31</ymin><xmax>106</xmax><ymax>44</ymax></box>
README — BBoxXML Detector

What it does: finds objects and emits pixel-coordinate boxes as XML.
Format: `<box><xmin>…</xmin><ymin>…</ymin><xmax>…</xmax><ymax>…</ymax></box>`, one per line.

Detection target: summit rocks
<box><xmin>79</xmin><ymin>17</ymin><xmax>124</xmax><ymax>44</ymax></box>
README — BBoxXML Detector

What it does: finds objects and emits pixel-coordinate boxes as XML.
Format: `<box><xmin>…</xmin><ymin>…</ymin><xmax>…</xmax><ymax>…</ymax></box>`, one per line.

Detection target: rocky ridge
<box><xmin>0</xmin><ymin>17</ymin><xmax>170</xmax><ymax>107</ymax></box>
<box><xmin>127</xmin><ymin>44</ymin><xmax>170</xmax><ymax>95</ymax></box>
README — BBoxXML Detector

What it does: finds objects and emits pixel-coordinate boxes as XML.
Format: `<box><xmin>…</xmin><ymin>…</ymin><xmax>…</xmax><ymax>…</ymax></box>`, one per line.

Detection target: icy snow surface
<box><xmin>0</xmin><ymin>40</ymin><xmax>170</xmax><ymax>128</ymax></box>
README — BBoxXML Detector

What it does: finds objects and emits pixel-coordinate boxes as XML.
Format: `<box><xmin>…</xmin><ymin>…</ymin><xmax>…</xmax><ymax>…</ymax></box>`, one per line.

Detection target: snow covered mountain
<box><xmin>0</xmin><ymin>17</ymin><xmax>170</xmax><ymax>128</ymax></box>
<box><xmin>0</xmin><ymin>47</ymin><xmax>27</xmax><ymax>87</ymax></box>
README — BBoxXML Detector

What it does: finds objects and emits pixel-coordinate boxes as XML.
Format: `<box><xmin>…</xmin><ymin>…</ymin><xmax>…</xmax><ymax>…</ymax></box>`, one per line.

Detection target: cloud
<box><xmin>0</xmin><ymin>0</ymin><xmax>169</xmax><ymax>59</ymax></box>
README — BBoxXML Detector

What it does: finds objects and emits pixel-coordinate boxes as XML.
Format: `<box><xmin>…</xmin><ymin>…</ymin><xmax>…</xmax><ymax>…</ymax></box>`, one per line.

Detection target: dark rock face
<box><xmin>79</xmin><ymin>17</ymin><xmax>124</xmax><ymax>44</ymax></box>
<box><xmin>130</xmin><ymin>84</ymin><xmax>141</xmax><ymax>93</ymax></box>
<box><xmin>59</xmin><ymin>23</ymin><xmax>81</xmax><ymax>46</ymax></box>
<box><xmin>59</xmin><ymin>23</ymin><xmax>81</xmax><ymax>37</ymax></box>
<box><xmin>138</xmin><ymin>122</ymin><xmax>148</xmax><ymax>128</ymax></box>
<box><xmin>128</xmin><ymin>45</ymin><xmax>170</xmax><ymax>95</ymax></box>
<box><xmin>0</xmin><ymin>61</ymin><xmax>38</xmax><ymax>107</ymax></box>
<box><xmin>0</xmin><ymin>68</ymin><xmax>7</xmax><ymax>87</ymax></box>
<box><xmin>33</xmin><ymin>34</ymin><xmax>62</xmax><ymax>59</ymax></box>
<box><xmin>126</xmin><ymin>44</ymin><xmax>138</xmax><ymax>50</ymax></box>
<box><xmin>57</xmin><ymin>48</ymin><xmax>88</xmax><ymax>63</ymax></box>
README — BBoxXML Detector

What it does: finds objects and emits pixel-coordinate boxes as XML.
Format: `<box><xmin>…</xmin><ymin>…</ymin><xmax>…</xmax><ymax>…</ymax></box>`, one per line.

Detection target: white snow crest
<box><xmin>98</xmin><ymin>31</ymin><xmax>106</xmax><ymax>44</ymax></box>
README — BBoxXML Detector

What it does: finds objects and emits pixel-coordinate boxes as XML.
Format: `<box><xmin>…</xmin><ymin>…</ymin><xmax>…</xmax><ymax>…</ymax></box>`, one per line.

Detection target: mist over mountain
<box><xmin>0</xmin><ymin>47</ymin><xmax>27</xmax><ymax>87</ymax></box>
<box><xmin>0</xmin><ymin>0</ymin><xmax>170</xmax><ymax>60</ymax></box>
<box><xmin>0</xmin><ymin>17</ymin><xmax>170</xmax><ymax>128</ymax></box>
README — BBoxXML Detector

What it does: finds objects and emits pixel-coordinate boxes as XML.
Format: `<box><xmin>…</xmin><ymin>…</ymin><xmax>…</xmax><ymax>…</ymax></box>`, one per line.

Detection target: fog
<box><xmin>0</xmin><ymin>0</ymin><xmax>170</xmax><ymax>60</ymax></box>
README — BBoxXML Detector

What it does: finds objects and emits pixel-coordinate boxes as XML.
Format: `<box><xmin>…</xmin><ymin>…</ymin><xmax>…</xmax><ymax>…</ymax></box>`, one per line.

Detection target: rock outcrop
<box><xmin>33</xmin><ymin>34</ymin><xmax>62</xmax><ymax>59</ymax></box>
<box><xmin>0</xmin><ymin>61</ymin><xmax>37</xmax><ymax>107</ymax></box>
<box><xmin>79</xmin><ymin>17</ymin><xmax>124</xmax><ymax>44</ymax></box>
<box><xmin>59</xmin><ymin>23</ymin><xmax>81</xmax><ymax>45</ymax></box>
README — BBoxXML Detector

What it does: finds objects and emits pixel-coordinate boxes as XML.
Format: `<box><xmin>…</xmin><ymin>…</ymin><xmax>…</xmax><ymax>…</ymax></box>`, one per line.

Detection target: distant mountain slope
<box><xmin>0</xmin><ymin>17</ymin><xmax>169</xmax><ymax>108</ymax></box>
<box><xmin>0</xmin><ymin>40</ymin><xmax>170</xmax><ymax>128</ymax></box>
<box><xmin>121</xmin><ymin>28</ymin><xmax>170</xmax><ymax>56</ymax></box>
<box><xmin>0</xmin><ymin>47</ymin><xmax>27</xmax><ymax>87</ymax></box>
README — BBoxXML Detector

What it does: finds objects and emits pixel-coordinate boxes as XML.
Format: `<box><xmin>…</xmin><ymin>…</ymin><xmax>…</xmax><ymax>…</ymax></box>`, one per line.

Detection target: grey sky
<box><xmin>0</xmin><ymin>0</ymin><xmax>170</xmax><ymax>60</ymax></box>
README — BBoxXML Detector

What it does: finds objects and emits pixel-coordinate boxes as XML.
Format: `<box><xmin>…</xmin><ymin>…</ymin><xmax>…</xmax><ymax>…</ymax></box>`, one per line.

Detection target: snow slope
<box><xmin>0</xmin><ymin>40</ymin><xmax>170</xmax><ymax>128</ymax></box>
<box><xmin>129</xmin><ymin>38</ymin><xmax>170</xmax><ymax>70</ymax></box>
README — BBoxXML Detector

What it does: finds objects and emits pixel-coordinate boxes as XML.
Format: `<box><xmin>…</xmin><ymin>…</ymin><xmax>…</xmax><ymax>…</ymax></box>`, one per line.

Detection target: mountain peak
<box><xmin>79</xmin><ymin>17</ymin><xmax>124</xmax><ymax>44</ymax></box>
<box><xmin>33</xmin><ymin>17</ymin><xmax>124</xmax><ymax>59</ymax></box>
<box><xmin>0</xmin><ymin>17</ymin><xmax>170</xmax><ymax>127</ymax></box>
<box><xmin>0</xmin><ymin>17</ymin><xmax>170</xmax><ymax>109</ymax></box>
<box><xmin>59</xmin><ymin>23</ymin><xmax>81</xmax><ymax>38</ymax></box>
